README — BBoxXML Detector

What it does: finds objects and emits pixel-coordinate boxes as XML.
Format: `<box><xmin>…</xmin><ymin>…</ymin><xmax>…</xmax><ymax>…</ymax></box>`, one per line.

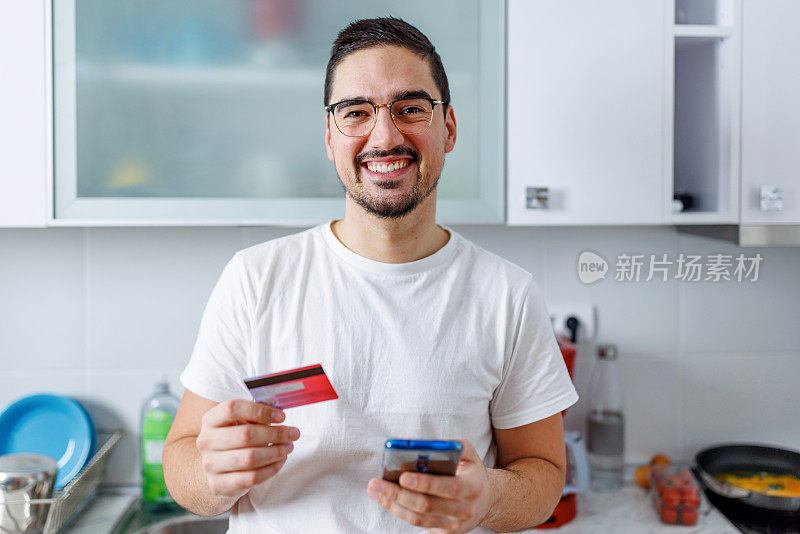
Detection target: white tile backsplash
<box><xmin>539</xmin><ymin>226</ymin><xmax>681</xmax><ymax>355</ymax></box>
<box><xmin>679</xmin><ymin>352</ymin><xmax>800</xmax><ymax>454</ymax></box>
<box><xmin>1</xmin><ymin>224</ymin><xmax>799</xmax><ymax>485</ymax></box>
<box><xmin>0</xmin><ymin>369</ymin><xmax>86</xmax><ymax>410</ymax></box>
<box><xmin>679</xmin><ymin>233</ymin><xmax>800</xmax><ymax>354</ymax></box>
<box><xmin>84</xmin><ymin>227</ymin><xmax>243</xmax><ymax>369</ymax></box>
<box><xmin>565</xmin><ymin>352</ymin><xmax>687</xmax><ymax>464</ymax></box>
<box><xmin>453</xmin><ymin>225</ymin><xmax>548</xmax><ymax>285</ymax></box>
<box><xmin>0</xmin><ymin>229</ymin><xmax>84</xmax><ymax>369</ymax></box>
<box><xmin>84</xmin><ymin>368</ymin><xmax>186</xmax><ymax>484</ymax></box>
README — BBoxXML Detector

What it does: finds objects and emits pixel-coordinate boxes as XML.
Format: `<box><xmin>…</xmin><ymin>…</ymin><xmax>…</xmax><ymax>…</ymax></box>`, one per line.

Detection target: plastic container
<box><xmin>650</xmin><ymin>466</ymin><xmax>701</xmax><ymax>526</ymax></box>
<box><xmin>141</xmin><ymin>380</ymin><xmax>180</xmax><ymax>511</ymax></box>
<box><xmin>587</xmin><ymin>344</ymin><xmax>624</xmax><ymax>491</ymax></box>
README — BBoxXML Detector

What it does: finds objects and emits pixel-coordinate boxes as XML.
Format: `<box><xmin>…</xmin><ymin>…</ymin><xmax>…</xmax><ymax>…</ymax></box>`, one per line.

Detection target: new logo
<box><xmin>577</xmin><ymin>251</ymin><xmax>608</xmax><ymax>284</ymax></box>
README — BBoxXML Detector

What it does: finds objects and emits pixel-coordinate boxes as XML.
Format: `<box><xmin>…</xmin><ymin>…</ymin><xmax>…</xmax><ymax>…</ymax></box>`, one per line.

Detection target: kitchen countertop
<box><xmin>63</xmin><ymin>491</ymin><xmax>202</xmax><ymax>534</ymax></box>
<box><xmin>65</xmin><ymin>483</ymin><xmax>740</xmax><ymax>533</ymax></box>
<box><xmin>539</xmin><ymin>483</ymin><xmax>739</xmax><ymax>533</ymax></box>
<box><xmin>61</xmin><ymin>493</ymin><xmax>139</xmax><ymax>534</ymax></box>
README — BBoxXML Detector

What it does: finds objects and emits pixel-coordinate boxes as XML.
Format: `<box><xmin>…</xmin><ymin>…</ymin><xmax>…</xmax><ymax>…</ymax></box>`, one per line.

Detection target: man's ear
<box><xmin>444</xmin><ymin>105</ymin><xmax>457</xmax><ymax>154</ymax></box>
<box><xmin>324</xmin><ymin>114</ymin><xmax>335</xmax><ymax>163</ymax></box>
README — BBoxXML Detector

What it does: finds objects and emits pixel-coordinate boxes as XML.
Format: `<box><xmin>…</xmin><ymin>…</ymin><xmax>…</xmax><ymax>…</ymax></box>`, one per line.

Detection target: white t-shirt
<box><xmin>181</xmin><ymin>221</ymin><xmax>578</xmax><ymax>534</ymax></box>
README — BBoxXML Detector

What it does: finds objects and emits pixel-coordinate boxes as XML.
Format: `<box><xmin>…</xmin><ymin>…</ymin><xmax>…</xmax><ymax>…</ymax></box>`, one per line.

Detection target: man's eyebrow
<box><xmin>335</xmin><ymin>96</ymin><xmax>371</xmax><ymax>104</ymax></box>
<box><xmin>333</xmin><ymin>90</ymin><xmax>436</xmax><ymax>105</ymax></box>
<box><xmin>391</xmin><ymin>89</ymin><xmax>435</xmax><ymax>101</ymax></box>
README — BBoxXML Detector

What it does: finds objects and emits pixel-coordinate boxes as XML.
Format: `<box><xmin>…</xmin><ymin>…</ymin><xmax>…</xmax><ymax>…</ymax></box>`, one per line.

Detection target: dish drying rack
<box><xmin>27</xmin><ymin>429</ymin><xmax>122</xmax><ymax>533</ymax></box>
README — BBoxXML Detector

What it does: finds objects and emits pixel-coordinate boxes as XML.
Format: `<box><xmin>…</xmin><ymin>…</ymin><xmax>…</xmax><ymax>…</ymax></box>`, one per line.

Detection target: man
<box><xmin>164</xmin><ymin>17</ymin><xmax>577</xmax><ymax>533</ymax></box>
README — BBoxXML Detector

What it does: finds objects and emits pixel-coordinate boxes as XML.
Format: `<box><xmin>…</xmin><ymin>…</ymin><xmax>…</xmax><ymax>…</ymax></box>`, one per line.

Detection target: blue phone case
<box><xmin>382</xmin><ymin>439</ymin><xmax>463</xmax><ymax>482</ymax></box>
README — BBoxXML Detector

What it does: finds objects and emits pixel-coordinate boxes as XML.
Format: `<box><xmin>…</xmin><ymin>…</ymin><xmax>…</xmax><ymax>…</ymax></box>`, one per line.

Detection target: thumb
<box><xmin>456</xmin><ymin>439</ymin><xmax>481</xmax><ymax>468</ymax></box>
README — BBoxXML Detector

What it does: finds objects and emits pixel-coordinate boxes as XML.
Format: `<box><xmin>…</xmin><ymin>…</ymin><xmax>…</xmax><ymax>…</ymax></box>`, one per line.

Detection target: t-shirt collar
<box><xmin>320</xmin><ymin>220</ymin><xmax>458</xmax><ymax>276</ymax></box>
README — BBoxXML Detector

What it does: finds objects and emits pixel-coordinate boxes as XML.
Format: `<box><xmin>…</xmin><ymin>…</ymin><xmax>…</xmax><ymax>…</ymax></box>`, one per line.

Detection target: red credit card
<box><xmin>244</xmin><ymin>364</ymin><xmax>338</xmax><ymax>410</ymax></box>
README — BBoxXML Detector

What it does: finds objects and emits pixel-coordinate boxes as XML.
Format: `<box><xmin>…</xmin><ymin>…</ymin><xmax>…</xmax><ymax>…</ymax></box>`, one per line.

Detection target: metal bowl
<box><xmin>0</xmin><ymin>453</ymin><xmax>58</xmax><ymax>532</ymax></box>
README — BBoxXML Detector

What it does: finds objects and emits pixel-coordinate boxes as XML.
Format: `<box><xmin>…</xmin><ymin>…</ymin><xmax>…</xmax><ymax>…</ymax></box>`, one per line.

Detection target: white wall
<box><xmin>1</xmin><ymin>225</ymin><xmax>799</xmax><ymax>484</ymax></box>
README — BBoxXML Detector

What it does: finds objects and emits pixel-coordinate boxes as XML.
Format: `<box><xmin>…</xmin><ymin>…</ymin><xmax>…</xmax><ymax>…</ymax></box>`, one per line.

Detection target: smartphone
<box><xmin>381</xmin><ymin>439</ymin><xmax>463</xmax><ymax>482</ymax></box>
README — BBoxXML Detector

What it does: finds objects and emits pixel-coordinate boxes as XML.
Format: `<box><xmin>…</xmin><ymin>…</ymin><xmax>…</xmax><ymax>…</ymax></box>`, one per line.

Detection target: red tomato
<box><xmin>660</xmin><ymin>507</ymin><xmax>678</xmax><ymax>524</ymax></box>
<box><xmin>660</xmin><ymin>488</ymin><xmax>680</xmax><ymax>507</ymax></box>
<box><xmin>683</xmin><ymin>495</ymin><xmax>701</xmax><ymax>509</ymax></box>
<box><xmin>680</xmin><ymin>486</ymin><xmax>700</xmax><ymax>508</ymax></box>
<box><xmin>681</xmin><ymin>509</ymin><xmax>698</xmax><ymax>525</ymax></box>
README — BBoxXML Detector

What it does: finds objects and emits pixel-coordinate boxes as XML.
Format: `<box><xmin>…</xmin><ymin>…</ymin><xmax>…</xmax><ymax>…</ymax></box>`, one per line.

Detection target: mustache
<box><xmin>354</xmin><ymin>146</ymin><xmax>419</xmax><ymax>167</ymax></box>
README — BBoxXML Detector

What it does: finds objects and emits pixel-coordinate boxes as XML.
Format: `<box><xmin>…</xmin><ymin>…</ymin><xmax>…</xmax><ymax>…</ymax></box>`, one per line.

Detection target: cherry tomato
<box><xmin>660</xmin><ymin>506</ymin><xmax>678</xmax><ymax>524</ymax></box>
<box><xmin>681</xmin><ymin>509</ymin><xmax>698</xmax><ymax>525</ymax></box>
<box><xmin>683</xmin><ymin>495</ymin><xmax>701</xmax><ymax>509</ymax></box>
<box><xmin>660</xmin><ymin>486</ymin><xmax>681</xmax><ymax>507</ymax></box>
<box><xmin>680</xmin><ymin>484</ymin><xmax>698</xmax><ymax>498</ymax></box>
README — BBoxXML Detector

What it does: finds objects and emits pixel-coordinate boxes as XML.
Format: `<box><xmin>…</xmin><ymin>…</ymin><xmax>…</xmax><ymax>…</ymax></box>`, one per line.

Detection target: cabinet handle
<box><xmin>526</xmin><ymin>186</ymin><xmax>549</xmax><ymax>210</ymax></box>
<box><xmin>760</xmin><ymin>185</ymin><xmax>783</xmax><ymax>212</ymax></box>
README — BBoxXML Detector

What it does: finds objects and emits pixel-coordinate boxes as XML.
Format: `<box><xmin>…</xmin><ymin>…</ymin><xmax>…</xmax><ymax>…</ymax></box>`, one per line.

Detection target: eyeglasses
<box><xmin>325</xmin><ymin>96</ymin><xmax>444</xmax><ymax>137</ymax></box>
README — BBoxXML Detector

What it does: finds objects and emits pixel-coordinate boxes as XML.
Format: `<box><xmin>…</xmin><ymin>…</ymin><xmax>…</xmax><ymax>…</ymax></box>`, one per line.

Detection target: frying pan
<box><xmin>695</xmin><ymin>443</ymin><xmax>800</xmax><ymax>514</ymax></box>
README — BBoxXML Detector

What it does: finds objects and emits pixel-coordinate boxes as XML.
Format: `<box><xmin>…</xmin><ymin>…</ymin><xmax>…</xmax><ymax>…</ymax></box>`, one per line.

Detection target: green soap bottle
<box><xmin>141</xmin><ymin>379</ymin><xmax>180</xmax><ymax>511</ymax></box>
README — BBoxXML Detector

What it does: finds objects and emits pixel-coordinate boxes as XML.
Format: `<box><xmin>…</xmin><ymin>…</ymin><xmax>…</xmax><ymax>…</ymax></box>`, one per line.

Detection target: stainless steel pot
<box><xmin>0</xmin><ymin>453</ymin><xmax>58</xmax><ymax>533</ymax></box>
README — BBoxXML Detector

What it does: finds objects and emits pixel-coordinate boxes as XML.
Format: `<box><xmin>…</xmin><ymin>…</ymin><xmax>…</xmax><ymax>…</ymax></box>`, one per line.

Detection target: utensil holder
<box><xmin>22</xmin><ymin>429</ymin><xmax>122</xmax><ymax>533</ymax></box>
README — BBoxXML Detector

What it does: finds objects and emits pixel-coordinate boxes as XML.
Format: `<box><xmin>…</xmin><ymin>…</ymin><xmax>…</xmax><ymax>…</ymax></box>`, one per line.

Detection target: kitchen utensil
<box><xmin>695</xmin><ymin>443</ymin><xmax>800</xmax><ymax>514</ymax></box>
<box><xmin>37</xmin><ymin>430</ymin><xmax>121</xmax><ymax>534</ymax></box>
<box><xmin>0</xmin><ymin>394</ymin><xmax>96</xmax><ymax>489</ymax></box>
<box><xmin>563</xmin><ymin>431</ymin><xmax>590</xmax><ymax>496</ymax></box>
<box><xmin>0</xmin><ymin>452</ymin><xmax>58</xmax><ymax>532</ymax></box>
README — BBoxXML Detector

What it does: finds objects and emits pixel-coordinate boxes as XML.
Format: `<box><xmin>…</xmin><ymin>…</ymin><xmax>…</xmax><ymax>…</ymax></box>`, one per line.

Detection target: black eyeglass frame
<box><xmin>324</xmin><ymin>96</ymin><xmax>445</xmax><ymax>137</ymax></box>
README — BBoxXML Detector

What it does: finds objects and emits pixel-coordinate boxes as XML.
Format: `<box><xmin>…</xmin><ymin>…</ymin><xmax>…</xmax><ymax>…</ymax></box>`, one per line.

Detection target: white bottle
<box><xmin>587</xmin><ymin>344</ymin><xmax>624</xmax><ymax>491</ymax></box>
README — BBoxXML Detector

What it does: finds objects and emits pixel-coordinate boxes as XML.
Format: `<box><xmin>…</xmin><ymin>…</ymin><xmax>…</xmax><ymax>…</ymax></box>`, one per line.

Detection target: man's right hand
<box><xmin>195</xmin><ymin>399</ymin><xmax>300</xmax><ymax>500</ymax></box>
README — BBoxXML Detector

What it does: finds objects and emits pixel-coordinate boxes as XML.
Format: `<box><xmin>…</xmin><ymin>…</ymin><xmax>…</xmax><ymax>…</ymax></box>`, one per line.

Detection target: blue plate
<box><xmin>0</xmin><ymin>394</ymin><xmax>96</xmax><ymax>489</ymax></box>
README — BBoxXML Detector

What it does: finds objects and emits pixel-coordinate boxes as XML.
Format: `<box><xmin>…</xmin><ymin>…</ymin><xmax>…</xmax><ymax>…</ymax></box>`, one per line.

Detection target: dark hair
<box><xmin>324</xmin><ymin>17</ymin><xmax>450</xmax><ymax>109</ymax></box>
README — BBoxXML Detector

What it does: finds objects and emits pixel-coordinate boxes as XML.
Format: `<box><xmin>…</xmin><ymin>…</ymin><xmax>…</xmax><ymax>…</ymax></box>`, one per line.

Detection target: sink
<box><xmin>133</xmin><ymin>515</ymin><xmax>228</xmax><ymax>534</ymax></box>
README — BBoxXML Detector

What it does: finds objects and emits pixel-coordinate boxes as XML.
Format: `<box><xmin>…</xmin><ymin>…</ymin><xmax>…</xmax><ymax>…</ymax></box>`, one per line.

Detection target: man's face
<box><xmin>325</xmin><ymin>46</ymin><xmax>456</xmax><ymax>219</ymax></box>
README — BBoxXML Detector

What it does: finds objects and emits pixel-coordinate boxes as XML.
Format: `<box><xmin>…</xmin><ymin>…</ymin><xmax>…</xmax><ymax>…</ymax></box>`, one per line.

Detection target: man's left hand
<box><xmin>367</xmin><ymin>439</ymin><xmax>495</xmax><ymax>533</ymax></box>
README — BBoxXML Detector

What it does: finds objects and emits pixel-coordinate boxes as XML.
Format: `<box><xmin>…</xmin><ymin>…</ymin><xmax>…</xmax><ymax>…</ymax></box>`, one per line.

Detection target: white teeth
<box><xmin>366</xmin><ymin>160</ymin><xmax>410</xmax><ymax>174</ymax></box>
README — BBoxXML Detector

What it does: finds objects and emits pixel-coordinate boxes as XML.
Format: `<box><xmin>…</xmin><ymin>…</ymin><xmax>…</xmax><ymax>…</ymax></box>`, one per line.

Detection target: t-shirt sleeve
<box><xmin>180</xmin><ymin>252</ymin><xmax>253</xmax><ymax>402</ymax></box>
<box><xmin>490</xmin><ymin>278</ymin><xmax>579</xmax><ymax>430</ymax></box>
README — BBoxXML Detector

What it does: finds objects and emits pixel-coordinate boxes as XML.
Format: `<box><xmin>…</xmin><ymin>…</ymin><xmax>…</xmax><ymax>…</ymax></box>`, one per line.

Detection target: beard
<box><xmin>338</xmin><ymin>146</ymin><xmax>441</xmax><ymax>219</ymax></box>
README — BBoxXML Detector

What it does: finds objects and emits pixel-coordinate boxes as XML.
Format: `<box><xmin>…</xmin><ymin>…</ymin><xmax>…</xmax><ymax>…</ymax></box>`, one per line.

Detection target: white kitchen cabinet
<box><xmin>668</xmin><ymin>0</ymin><xmax>741</xmax><ymax>224</ymax></box>
<box><xmin>50</xmin><ymin>0</ymin><xmax>503</xmax><ymax>225</ymax></box>
<box><xmin>507</xmin><ymin>0</ymin><xmax>666</xmax><ymax>225</ymax></box>
<box><xmin>740</xmin><ymin>0</ymin><xmax>800</xmax><ymax>225</ymax></box>
<box><xmin>0</xmin><ymin>0</ymin><xmax>49</xmax><ymax>227</ymax></box>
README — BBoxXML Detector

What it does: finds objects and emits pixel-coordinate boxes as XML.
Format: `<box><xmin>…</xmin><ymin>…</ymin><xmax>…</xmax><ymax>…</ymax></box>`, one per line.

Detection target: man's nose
<box><xmin>368</xmin><ymin>105</ymin><xmax>405</xmax><ymax>148</ymax></box>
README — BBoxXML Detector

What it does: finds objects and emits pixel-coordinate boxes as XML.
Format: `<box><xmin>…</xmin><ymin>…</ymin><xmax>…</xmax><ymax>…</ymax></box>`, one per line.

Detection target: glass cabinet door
<box><xmin>53</xmin><ymin>0</ymin><xmax>504</xmax><ymax>224</ymax></box>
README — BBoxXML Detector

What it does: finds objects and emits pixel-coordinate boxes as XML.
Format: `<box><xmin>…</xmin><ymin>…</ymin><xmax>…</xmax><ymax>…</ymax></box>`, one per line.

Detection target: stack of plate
<box><xmin>0</xmin><ymin>394</ymin><xmax>96</xmax><ymax>489</ymax></box>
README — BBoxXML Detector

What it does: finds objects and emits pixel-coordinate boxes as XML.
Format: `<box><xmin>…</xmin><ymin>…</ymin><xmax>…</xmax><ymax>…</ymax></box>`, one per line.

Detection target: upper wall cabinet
<box><xmin>740</xmin><ymin>0</ymin><xmax>800</xmax><ymax>225</ymax></box>
<box><xmin>0</xmin><ymin>0</ymin><xmax>48</xmax><ymax>227</ymax></box>
<box><xmin>667</xmin><ymin>0</ymin><xmax>741</xmax><ymax>225</ymax></box>
<box><xmin>507</xmin><ymin>0</ymin><xmax>666</xmax><ymax>225</ymax></box>
<box><xmin>51</xmin><ymin>1</ymin><xmax>504</xmax><ymax>225</ymax></box>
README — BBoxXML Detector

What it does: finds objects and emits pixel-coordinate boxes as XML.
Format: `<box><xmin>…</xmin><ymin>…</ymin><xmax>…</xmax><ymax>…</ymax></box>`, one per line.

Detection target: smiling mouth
<box><xmin>364</xmin><ymin>159</ymin><xmax>412</xmax><ymax>174</ymax></box>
